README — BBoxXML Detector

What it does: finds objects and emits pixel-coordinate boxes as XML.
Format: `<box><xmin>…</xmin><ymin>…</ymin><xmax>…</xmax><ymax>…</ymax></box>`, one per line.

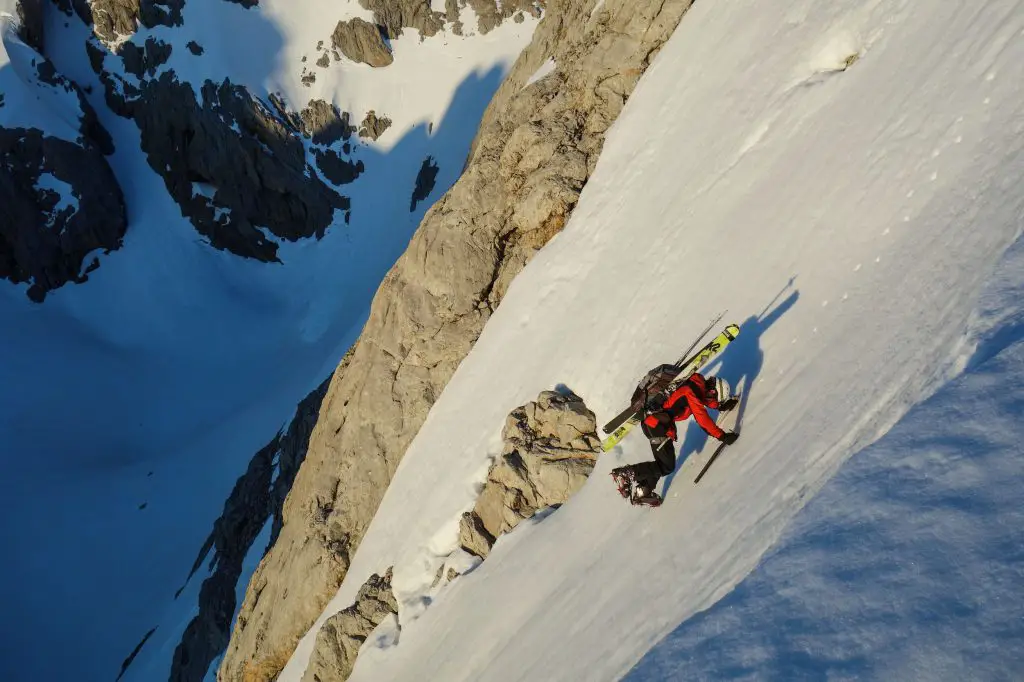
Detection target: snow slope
<box><xmin>626</xmin><ymin>240</ymin><xmax>1024</xmax><ymax>680</ymax></box>
<box><xmin>0</xmin><ymin>3</ymin><xmax>537</xmax><ymax>681</ymax></box>
<box><xmin>282</xmin><ymin>0</ymin><xmax>1024</xmax><ymax>679</ymax></box>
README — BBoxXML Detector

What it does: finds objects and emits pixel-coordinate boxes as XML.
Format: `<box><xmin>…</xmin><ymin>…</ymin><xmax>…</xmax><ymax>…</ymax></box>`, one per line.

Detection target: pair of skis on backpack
<box><xmin>602</xmin><ymin>318</ymin><xmax>743</xmax><ymax>506</ymax></box>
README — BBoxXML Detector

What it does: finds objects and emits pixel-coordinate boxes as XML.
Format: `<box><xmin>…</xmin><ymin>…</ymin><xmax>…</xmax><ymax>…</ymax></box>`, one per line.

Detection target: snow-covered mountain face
<box><xmin>0</xmin><ymin>1</ymin><xmax>539</xmax><ymax>681</ymax></box>
<box><xmin>278</xmin><ymin>0</ymin><xmax>1024</xmax><ymax>680</ymax></box>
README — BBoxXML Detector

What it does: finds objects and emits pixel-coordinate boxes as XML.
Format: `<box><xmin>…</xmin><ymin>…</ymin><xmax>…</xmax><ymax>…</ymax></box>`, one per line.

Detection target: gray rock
<box><xmin>79</xmin><ymin>0</ymin><xmax>185</xmax><ymax>47</ymax></box>
<box><xmin>316</xmin><ymin>52</ymin><xmax>331</xmax><ymax>68</ymax></box>
<box><xmin>331</xmin><ymin>18</ymin><xmax>393</xmax><ymax>67</ymax></box>
<box><xmin>360</xmin><ymin>0</ymin><xmax>444</xmax><ymax>39</ymax></box>
<box><xmin>463</xmin><ymin>0</ymin><xmax>540</xmax><ymax>35</ymax></box>
<box><xmin>462</xmin><ymin>390</ymin><xmax>599</xmax><ymax>550</ymax></box>
<box><xmin>357</xmin><ymin>110</ymin><xmax>392</xmax><ymax>141</ymax></box>
<box><xmin>300</xmin><ymin>100</ymin><xmax>355</xmax><ymax>146</ymax></box>
<box><xmin>409</xmin><ymin>156</ymin><xmax>439</xmax><ymax>212</ymax></box>
<box><xmin>458</xmin><ymin>511</ymin><xmax>497</xmax><ymax>559</ymax></box>
<box><xmin>302</xmin><ymin>569</ymin><xmax>398</xmax><ymax>682</ymax></box>
<box><xmin>221</xmin><ymin>0</ymin><xmax>698</xmax><ymax>678</ymax></box>
<box><xmin>0</xmin><ymin>128</ymin><xmax>127</xmax><ymax>302</ymax></box>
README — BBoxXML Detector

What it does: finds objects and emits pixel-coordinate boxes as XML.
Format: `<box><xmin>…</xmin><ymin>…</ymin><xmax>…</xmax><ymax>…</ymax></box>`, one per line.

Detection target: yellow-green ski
<box><xmin>601</xmin><ymin>324</ymin><xmax>740</xmax><ymax>452</ymax></box>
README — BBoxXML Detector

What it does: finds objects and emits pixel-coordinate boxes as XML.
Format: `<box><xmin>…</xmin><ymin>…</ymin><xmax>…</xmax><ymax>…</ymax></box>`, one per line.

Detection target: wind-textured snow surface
<box><xmin>0</xmin><ymin>2</ymin><xmax>537</xmax><ymax>681</ymax></box>
<box><xmin>287</xmin><ymin>0</ymin><xmax>1024</xmax><ymax>680</ymax></box>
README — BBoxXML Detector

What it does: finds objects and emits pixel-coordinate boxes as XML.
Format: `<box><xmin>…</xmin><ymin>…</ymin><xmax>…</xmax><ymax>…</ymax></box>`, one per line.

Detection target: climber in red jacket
<box><xmin>613</xmin><ymin>372</ymin><xmax>738</xmax><ymax>505</ymax></box>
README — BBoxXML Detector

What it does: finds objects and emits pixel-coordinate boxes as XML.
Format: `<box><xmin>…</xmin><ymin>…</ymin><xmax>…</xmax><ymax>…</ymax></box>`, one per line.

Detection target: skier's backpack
<box><xmin>630</xmin><ymin>364</ymin><xmax>683</xmax><ymax>410</ymax></box>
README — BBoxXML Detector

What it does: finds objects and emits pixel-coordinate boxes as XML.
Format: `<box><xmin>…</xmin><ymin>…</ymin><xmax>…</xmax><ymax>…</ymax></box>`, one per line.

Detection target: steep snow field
<box><xmin>0</xmin><ymin>3</ymin><xmax>536</xmax><ymax>681</ymax></box>
<box><xmin>626</xmin><ymin>240</ymin><xmax>1024</xmax><ymax>680</ymax></box>
<box><xmin>284</xmin><ymin>0</ymin><xmax>1024</xmax><ymax>679</ymax></box>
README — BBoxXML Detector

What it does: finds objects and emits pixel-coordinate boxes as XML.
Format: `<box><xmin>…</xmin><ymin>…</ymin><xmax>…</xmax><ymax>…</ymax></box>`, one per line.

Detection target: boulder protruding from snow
<box><xmin>300</xmin><ymin>99</ymin><xmax>356</xmax><ymax>146</ymax></box>
<box><xmin>302</xmin><ymin>569</ymin><xmax>398</xmax><ymax>682</ymax></box>
<box><xmin>358</xmin><ymin>110</ymin><xmax>392</xmax><ymax>141</ymax></box>
<box><xmin>459</xmin><ymin>390</ymin><xmax>600</xmax><ymax>558</ymax></box>
<box><xmin>331</xmin><ymin>18</ymin><xmax>393</xmax><ymax>68</ymax></box>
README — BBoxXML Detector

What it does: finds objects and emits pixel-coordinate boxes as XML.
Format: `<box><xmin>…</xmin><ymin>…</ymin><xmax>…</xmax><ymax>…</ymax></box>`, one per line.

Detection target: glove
<box><xmin>719</xmin><ymin>431</ymin><xmax>739</xmax><ymax>445</ymax></box>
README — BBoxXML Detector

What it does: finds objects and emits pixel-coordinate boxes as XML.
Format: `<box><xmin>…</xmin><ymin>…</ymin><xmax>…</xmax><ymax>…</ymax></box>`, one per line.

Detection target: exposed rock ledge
<box><xmin>302</xmin><ymin>570</ymin><xmax>398</xmax><ymax>682</ymax></box>
<box><xmin>219</xmin><ymin>0</ymin><xmax>698</xmax><ymax>679</ymax></box>
<box><xmin>459</xmin><ymin>389</ymin><xmax>599</xmax><ymax>558</ymax></box>
<box><xmin>302</xmin><ymin>390</ymin><xmax>597</xmax><ymax>681</ymax></box>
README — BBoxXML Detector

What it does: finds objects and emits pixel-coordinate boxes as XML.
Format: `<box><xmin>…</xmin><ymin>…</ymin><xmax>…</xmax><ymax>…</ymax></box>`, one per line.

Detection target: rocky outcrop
<box><xmin>1</xmin><ymin>7</ymin><xmax>125</xmax><ymax>301</ymax></box>
<box><xmin>361</xmin><ymin>0</ymin><xmax>444</xmax><ymax>38</ymax></box>
<box><xmin>463</xmin><ymin>0</ymin><xmax>543</xmax><ymax>34</ymax></box>
<box><xmin>358</xmin><ymin>110</ymin><xmax>391</xmax><ymax>141</ymax></box>
<box><xmin>300</xmin><ymin>100</ymin><xmax>355</xmax><ymax>146</ymax></box>
<box><xmin>221</xmin><ymin>0</ymin><xmax>698</xmax><ymax>679</ymax></box>
<box><xmin>91</xmin><ymin>65</ymin><xmax>349</xmax><ymax>261</ymax></box>
<box><xmin>61</xmin><ymin>0</ymin><xmax>185</xmax><ymax>47</ymax></box>
<box><xmin>301</xmin><ymin>570</ymin><xmax>398</xmax><ymax>682</ymax></box>
<box><xmin>0</xmin><ymin>128</ymin><xmax>127</xmax><ymax>301</ymax></box>
<box><xmin>163</xmin><ymin>377</ymin><xmax>331</xmax><ymax>682</ymax></box>
<box><xmin>331</xmin><ymin>18</ymin><xmax>393</xmax><ymax>67</ymax></box>
<box><xmin>459</xmin><ymin>390</ymin><xmax>599</xmax><ymax>558</ymax></box>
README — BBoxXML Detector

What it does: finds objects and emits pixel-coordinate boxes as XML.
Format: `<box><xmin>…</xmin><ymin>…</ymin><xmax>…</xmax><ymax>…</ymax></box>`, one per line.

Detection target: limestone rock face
<box><xmin>461</xmin><ymin>390</ymin><xmax>599</xmax><ymax>557</ymax></box>
<box><xmin>301</xmin><ymin>570</ymin><xmax>398</xmax><ymax>682</ymax></box>
<box><xmin>220</xmin><ymin>1</ymin><xmax>697</xmax><ymax>679</ymax></box>
<box><xmin>331</xmin><ymin>18</ymin><xmax>393</xmax><ymax>67</ymax></box>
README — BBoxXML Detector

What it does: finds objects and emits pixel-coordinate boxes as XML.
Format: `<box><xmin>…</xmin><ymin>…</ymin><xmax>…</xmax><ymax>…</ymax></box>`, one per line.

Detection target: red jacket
<box><xmin>643</xmin><ymin>374</ymin><xmax>725</xmax><ymax>440</ymax></box>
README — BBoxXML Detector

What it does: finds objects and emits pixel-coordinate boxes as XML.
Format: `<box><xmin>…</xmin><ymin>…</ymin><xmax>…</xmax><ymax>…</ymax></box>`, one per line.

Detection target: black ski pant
<box><xmin>632</xmin><ymin>419</ymin><xmax>676</xmax><ymax>489</ymax></box>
